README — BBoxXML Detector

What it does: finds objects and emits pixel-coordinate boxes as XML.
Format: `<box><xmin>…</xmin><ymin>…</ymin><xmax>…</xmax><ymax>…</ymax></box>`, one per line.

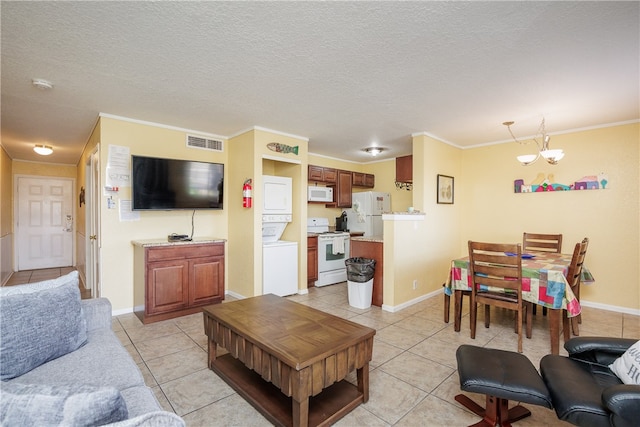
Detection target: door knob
<box><xmin>90</xmin><ymin>235</ymin><xmax>97</xmax><ymax>240</ymax></box>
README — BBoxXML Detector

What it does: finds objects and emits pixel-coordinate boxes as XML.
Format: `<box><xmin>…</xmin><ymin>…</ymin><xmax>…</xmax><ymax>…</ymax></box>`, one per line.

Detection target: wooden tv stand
<box><xmin>132</xmin><ymin>238</ymin><xmax>225</xmax><ymax>324</ymax></box>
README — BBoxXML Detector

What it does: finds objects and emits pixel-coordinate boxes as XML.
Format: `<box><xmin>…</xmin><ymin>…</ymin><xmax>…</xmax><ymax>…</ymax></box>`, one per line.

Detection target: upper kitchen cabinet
<box><xmin>329</xmin><ymin>169</ymin><xmax>353</xmax><ymax>208</ymax></box>
<box><xmin>396</xmin><ymin>155</ymin><xmax>412</xmax><ymax>183</ymax></box>
<box><xmin>352</xmin><ymin>172</ymin><xmax>375</xmax><ymax>188</ymax></box>
<box><xmin>308</xmin><ymin>165</ymin><xmax>337</xmax><ymax>183</ymax></box>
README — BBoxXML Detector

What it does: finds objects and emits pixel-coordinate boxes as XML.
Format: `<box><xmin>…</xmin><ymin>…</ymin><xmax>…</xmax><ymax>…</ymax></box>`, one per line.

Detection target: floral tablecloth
<box><xmin>444</xmin><ymin>252</ymin><xmax>594</xmax><ymax>317</ymax></box>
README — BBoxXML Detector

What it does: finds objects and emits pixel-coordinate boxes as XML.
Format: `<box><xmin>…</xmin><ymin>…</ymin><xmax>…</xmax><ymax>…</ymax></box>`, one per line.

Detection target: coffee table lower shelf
<box><xmin>211</xmin><ymin>354</ymin><xmax>364</xmax><ymax>427</ymax></box>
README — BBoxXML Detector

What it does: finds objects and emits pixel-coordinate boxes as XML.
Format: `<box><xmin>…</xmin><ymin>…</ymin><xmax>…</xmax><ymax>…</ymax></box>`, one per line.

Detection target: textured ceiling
<box><xmin>1</xmin><ymin>1</ymin><xmax>638</xmax><ymax>164</ymax></box>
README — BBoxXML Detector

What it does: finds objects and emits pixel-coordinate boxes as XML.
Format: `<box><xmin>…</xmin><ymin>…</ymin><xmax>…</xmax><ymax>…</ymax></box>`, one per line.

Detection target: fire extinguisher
<box><xmin>242</xmin><ymin>179</ymin><xmax>252</xmax><ymax>208</ymax></box>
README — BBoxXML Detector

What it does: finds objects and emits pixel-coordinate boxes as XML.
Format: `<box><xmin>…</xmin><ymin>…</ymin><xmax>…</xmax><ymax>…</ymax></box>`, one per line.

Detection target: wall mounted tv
<box><xmin>131</xmin><ymin>155</ymin><xmax>224</xmax><ymax>210</ymax></box>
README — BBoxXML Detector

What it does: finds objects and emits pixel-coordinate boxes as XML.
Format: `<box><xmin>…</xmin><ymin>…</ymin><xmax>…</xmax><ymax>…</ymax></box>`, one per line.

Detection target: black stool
<box><xmin>455</xmin><ymin>345</ymin><xmax>552</xmax><ymax>427</ymax></box>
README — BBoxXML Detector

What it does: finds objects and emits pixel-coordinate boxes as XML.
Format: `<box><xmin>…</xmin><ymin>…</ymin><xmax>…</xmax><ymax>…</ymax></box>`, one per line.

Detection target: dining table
<box><xmin>443</xmin><ymin>251</ymin><xmax>595</xmax><ymax>354</ymax></box>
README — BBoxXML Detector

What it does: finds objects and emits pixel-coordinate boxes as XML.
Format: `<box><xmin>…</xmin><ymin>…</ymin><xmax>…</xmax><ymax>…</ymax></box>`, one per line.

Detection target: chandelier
<box><xmin>503</xmin><ymin>118</ymin><xmax>564</xmax><ymax>165</ymax></box>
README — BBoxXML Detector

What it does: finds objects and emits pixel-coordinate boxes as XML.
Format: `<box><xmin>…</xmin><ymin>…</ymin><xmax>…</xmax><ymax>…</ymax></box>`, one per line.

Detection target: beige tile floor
<box><xmin>6</xmin><ymin>270</ymin><xmax>640</xmax><ymax>426</ymax></box>
<box><xmin>118</xmin><ymin>283</ymin><xmax>638</xmax><ymax>427</ymax></box>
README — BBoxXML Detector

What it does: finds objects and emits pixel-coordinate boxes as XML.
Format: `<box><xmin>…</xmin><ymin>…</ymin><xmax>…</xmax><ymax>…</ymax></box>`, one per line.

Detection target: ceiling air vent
<box><xmin>186</xmin><ymin>135</ymin><xmax>224</xmax><ymax>152</ymax></box>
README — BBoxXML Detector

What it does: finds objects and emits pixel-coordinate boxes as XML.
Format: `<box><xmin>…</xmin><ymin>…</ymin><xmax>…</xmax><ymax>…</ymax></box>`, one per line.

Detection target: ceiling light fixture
<box><xmin>33</xmin><ymin>144</ymin><xmax>53</xmax><ymax>155</ymax></box>
<box><xmin>32</xmin><ymin>78</ymin><xmax>54</xmax><ymax>90</ymax></box>
<box><xmin>363</xmin><ymin>147</ymin><xmax>385</xmax><ymax>156</ymax></box>
<box><xmin>503</xmin><ymin>118</ymin><xmax>564</xmax><ymax>165</ymax></box>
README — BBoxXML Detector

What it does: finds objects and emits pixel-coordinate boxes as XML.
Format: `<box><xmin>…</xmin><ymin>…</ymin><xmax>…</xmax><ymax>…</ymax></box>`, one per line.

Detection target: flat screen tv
<box><xmin>131</xmin><ymin>155</ymin><xmax>224</xmax><ymax>210</ymax></box>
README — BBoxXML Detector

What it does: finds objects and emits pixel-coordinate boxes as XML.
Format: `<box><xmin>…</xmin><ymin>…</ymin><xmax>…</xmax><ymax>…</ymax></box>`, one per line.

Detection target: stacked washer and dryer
<box><xmin>262</xmin><ymin>175</ymin><xmax>298</xmax><ymax>297</ymax></box>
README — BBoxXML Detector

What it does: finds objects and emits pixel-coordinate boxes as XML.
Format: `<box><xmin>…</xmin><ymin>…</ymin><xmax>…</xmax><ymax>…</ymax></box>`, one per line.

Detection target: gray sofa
<box><xmin>0</xmin><ymin>271</ymin><xmax>184</xmax><ymax>426</ymax></box>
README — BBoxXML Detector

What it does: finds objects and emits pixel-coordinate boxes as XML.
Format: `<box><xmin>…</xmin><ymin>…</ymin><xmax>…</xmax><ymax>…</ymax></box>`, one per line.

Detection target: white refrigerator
<box><xmin>346</xmin><ymin>191</ymin><xmax>391</xmax><ymax>237</ymax></box>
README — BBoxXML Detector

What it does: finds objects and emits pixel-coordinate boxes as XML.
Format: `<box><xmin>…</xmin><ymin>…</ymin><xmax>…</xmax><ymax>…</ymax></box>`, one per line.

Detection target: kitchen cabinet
<box><xmin>308</xmin><ymin>165</ymin><xmax>337</xmax><ymax>183</ymax></box>
<box><xmin>307</xmin><ymin>235</ymin><xmax>318</xmax><ymax>286</ymax></box>
<box><xmin>133</xmin><ymin>240</ymin><xmax>225</xmax><ymax>324</ymax></box>
<box><xmin>364</xmin><ymin>173</ymin><xmax>375</xmax><ymax>188</ymax></box>
<box><xmin>396</xmin><ymin>155</ymin><xmax>413</xmax><ymax>184</ymax></box>
<box><xmin>350</xmin><ymin>239</ymin><xmax>383</xmax><ymax>307</ymax></box>
<box><xmin>352</xmin><ymin>172</ymin><xmax>375</xmax><ymax>188</ymax></box>
<box><xmin>332</xmin><ymin>169</ymin><xmax>353</xmax><ymax>208</ymax></box>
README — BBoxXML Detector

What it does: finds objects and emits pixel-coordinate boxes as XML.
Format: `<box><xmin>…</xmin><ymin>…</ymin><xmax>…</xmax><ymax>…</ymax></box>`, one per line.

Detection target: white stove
<box><xmin>307</xmin><ymin>218</ymin><xmax>350</xmax><ymax>287</ymax></box>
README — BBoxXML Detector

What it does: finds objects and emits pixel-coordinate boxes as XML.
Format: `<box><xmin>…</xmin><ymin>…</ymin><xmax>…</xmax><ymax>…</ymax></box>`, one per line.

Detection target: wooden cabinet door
<box><xmin>352</xmin><ymin>172</ymin><xmax>365</xmax><ymax>186</ymax></box>
<box><xmin>336</xmin><ymin>170</ymin><xmax>352</xmax><ymax>208</ymax></box>
<box><xmin>189</xmin><ymin>255</ymin><xmax>224</xmax><ymax>306</ymax></box>
<box><xmin>307</xmin><ymin>236</ymin><xmax>318</xmax><ymax>284</ymax></box>
<box><xmin>308</xmin><ymin>165</ymin><xmax>324</xmax><ymax>181</ymax></box>
<box><xmin>323</xmin><ymin>168</ymin><xmax>337</xmax><ymax>183</ymax></box>
<box><xmin>396</xmin><ymin>155</ymin><xmax>413</xmax><ymax>183</ymax></box>
<box><xmin>309</xmin><ymin>165</ymin><xmax>337</xmax><ymax>183</ymax></box>
<box><xmin>146</xmin><ymin>260</ymin><xmax>189</xmax><ymax>314</ymax></box>
<box><xmin>364</xmin><ymin>174</ymin><xmax>375</xmax><ymax>188</ymax></box>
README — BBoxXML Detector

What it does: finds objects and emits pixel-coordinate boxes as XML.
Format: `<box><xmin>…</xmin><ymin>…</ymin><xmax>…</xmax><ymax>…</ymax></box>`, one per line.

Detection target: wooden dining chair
<box><xmin>562</xmin><ymin>238</ymin><xmax>589</xmax><ymax>341</ymax></box>
<box><xmin>523</xmin><ymin>232</ymin><xmax>563</xmax><ymax>316</ymax></box>
<box><xmin>468</xmin><ymin>241</ymin><xmax>531</xmax><ymax>353</ymax></box>
<box><xmin>522</xmin><ymin>232</ymin><xmax>563</xmax><ymax>254</ymax></box>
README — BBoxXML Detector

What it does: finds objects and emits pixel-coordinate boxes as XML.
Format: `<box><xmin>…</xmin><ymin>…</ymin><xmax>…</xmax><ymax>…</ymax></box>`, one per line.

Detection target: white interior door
<box><xmin>17</xmin><ymin>176</ymin><xmax>74</xmax><ymax>270</ymax></box>
<box><xmin>86</xmin><ymin>147</ymin><xmax>101</xmax><ymax>298</ymax></box>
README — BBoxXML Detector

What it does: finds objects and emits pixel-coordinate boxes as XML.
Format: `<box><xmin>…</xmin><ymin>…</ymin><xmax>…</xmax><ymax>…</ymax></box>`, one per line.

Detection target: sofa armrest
<box><xmin>564</xmin><ymin>337</ymin><xmax>636</xmax><ymax>366</ymax></box>
<box><xmin>81</xmin><ymin>298</ymin><xmax>113</xmax><ymax>332</ymax></box>
<box><xmin>602</xmin><ymin>384</ymin><xmax>640</xmax><ymax>427</ymax></box>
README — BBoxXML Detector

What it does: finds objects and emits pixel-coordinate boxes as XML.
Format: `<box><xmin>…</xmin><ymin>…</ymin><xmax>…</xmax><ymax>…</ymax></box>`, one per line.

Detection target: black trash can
<box><xmin>345</xmin><ymin>258</ymin><xmax>376</xmax><ymax>309</ymax></box>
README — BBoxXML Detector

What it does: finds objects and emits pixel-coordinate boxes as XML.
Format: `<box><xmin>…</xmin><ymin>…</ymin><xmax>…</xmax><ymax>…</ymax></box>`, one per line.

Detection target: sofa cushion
<box><xmin>0</xmin><ymin>271</ymin><xmax>87</xmax><ymax>380</ymax></box>
<box><xmin>0</xmin><ymin>382</ymin><xmax>128</xmax><ymax>426</ymax></box>
<box><xmin>9</xmin><ymin>329</ymin><xmax>144</xmax><ymax>391</ymax></box>
<box><xmin>609</xmin><ymin>340</ymin><xmax>640</xmax><ymax>385</ymax></box>
<box><xmin>0</xmin><ymin>271</ymin><xmax>79</xmax><ymax>296</ymax></box>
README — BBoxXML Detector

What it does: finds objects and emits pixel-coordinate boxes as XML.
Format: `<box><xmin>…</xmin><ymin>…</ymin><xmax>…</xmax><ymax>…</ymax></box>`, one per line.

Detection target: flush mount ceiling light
<box><xmin>503</xmin><ymin>118</ymin><xmax>564</xmax><ymax>165</ymax></box>
<box><xmin>33</xmin><ymin>144</ymin><xmax>53</xmax><ymax>155</ymax></box>
<box><xmin>32</xmin><ymin>78</ymin><xmax>54</xmax><ymax>90</ymax></box>
<box><xmin>363</xmin><ymin>147</ymin><xmax>385</xmax><ymax>156</ymax></box>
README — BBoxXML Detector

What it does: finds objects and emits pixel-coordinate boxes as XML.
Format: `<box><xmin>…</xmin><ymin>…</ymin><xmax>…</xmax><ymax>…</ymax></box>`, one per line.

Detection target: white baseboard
<box><xmin>225</xmin><ymin>290</ymin><xmax>246</xmax><ymax>300</ymax></box>
<box><xmin>107</xmin><ymin>291</ymin><xmax>640</xmax><ymax>318</ymax></box>
<box><xmin>581</xmin><ymin>300</ymin><xmax>640</xmax><ymax>316</ymax></box>
<box><xmin>381</xmin><ymin>288</ymin><xmax>442</xmax><ymax>312</ymax></box>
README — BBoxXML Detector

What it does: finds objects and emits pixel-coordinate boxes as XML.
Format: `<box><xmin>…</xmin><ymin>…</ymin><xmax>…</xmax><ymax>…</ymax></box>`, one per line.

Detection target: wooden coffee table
<box><xmin>203</xmin><ymin>294</ymin><xmax>376</xmax><ymax>427</ymax></box>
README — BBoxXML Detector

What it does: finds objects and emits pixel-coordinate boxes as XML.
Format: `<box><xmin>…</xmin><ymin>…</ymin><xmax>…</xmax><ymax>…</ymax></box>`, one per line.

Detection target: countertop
<box><xmin>131</xmin><ymin>237</ymin><xmax>226</xmax><ymax>247</ymax></box>
<box><xmin>351</xmin><ymin>235</ymin><xmax>383</xmax><ymax>243</ymax></box>
<box><xmin>382</xmin><ymin>212</ymin><xmax>426</xmax><ymax>221</ymax></box>
<box><xmin>307</xmin><ymin>231</ymin><xmax>363</xmax><ymax>237</ymax></box>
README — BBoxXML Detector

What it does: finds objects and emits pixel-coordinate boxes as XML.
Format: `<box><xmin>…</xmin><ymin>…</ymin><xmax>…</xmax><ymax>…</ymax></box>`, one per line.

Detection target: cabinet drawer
<box><xmin>146</xmin><ymin>243</ymin><xmax>224</xmax><ymax>261</ymax></box>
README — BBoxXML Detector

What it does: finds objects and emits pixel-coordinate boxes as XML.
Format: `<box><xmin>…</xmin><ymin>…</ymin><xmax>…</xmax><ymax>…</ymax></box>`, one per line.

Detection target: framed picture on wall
<box><xmin>437</xmin><ymin>174</ymin><xmax>454</xmax><ymax>204</ymax></box>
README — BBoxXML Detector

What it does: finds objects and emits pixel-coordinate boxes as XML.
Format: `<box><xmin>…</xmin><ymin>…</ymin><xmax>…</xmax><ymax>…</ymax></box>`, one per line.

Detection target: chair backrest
<box><xmin>468</xmin><ymin>241</ymin><xmax>523</xmax><ymax>296</ymax></box>
<box><xmin>523</xmin><ymin>232</ymin><xmax>563</xmax><ymax>253</ymax></box>
<box><xmin>566</xmin><ymin>238</ymin><xmax>589</xmax><ymax>291</ymax></box>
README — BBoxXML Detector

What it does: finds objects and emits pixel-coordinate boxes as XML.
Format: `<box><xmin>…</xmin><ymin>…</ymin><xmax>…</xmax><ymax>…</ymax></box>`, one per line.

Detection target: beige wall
<box><xmin>12</xmin><ymin>160</ymin><xmax>77</xmax><ymax>179</ymax></box>
<box><xmin>1</xmin><ymin>146</ymin><xmax>12</xmax><ymax>236</ymax></box>
<box><xmin>227</xmin><ymin>130</ymin><xmax>259</xmax><ymax>298</ymax></box>
<box><xmin>459</xmin><ymin>122</ymin><xmax>639</xmax><ymax>311</ymax></box>
<box><xmin>1</xmin><ymin>146</ymin><xmax>13</xmax><ymax>284</ymax></box>
<box><xmin>6</xmin><ymin>116</ymin><xmax>638</xmax><ymax>314</ymax></box>
<box><xmin>226</xmin><ymin>128</ymin><xmax>308</xmax><ymax>298</ymax></box>
<box><xmin>94</xmin><ymin>117</ymin><xmax>229</xmax><ymax>311</ymax></box>
<box><xmin>384</xmin><ymin>123</ymin><xmax>639</xmax><ymax>313</ymax></box>
<box><xmin>383</xmin><ymin>135</ymin><xmax>463</xmax><ymax>307</ymax></box>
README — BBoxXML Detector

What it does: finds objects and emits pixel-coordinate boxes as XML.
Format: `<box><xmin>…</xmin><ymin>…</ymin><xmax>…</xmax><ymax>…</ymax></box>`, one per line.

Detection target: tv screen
<box><xmin>131</xmin><ymin>155</ymin><xmax>224</xmax><ymax>210</ymax></box>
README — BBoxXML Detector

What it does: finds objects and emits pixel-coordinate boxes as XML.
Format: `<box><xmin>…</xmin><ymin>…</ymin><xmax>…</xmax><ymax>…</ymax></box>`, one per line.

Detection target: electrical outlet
<box><xmin>413</xmin><ymin>279</ymin><xmax>417</xmax><ymax>290</ymax></box>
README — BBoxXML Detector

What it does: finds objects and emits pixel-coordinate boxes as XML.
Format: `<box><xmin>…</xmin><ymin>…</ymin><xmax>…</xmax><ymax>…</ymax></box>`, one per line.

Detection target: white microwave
<box><xmin>308</xmin><ymin>186</ymin><xmax>333</xmax><ymax>202</ymax></box>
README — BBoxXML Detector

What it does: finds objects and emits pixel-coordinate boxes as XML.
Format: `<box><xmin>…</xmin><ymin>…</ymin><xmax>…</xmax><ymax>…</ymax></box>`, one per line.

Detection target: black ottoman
<box><xmin>456</xmin><ymin>345</ymin><xmax>553</xmax><ymax>427</ymax></box>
